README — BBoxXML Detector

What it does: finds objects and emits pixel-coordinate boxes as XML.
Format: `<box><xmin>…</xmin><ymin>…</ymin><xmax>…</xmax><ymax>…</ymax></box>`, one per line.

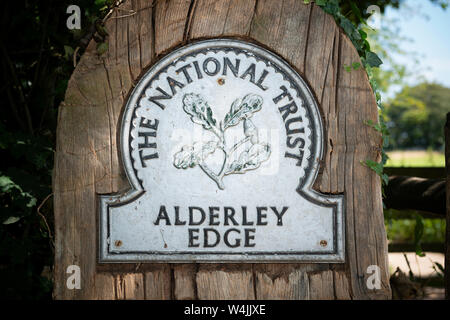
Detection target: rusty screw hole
<box><xmin>217</xmin><ymin>78</ymin><xmax>225</xmax><ymax>85</ymax></box>
<box><xmin>320</xmin><ymin>240</ymin><xmax>327</xmax><ymax>247</ymax></box>
<box><xmin>114</xmin><ymin>240</ymin><xmax>123</xmax><ymax>247</ymax></box>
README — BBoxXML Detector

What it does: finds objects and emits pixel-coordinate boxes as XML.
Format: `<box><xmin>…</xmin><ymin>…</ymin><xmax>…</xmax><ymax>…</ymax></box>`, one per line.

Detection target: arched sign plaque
<box><xmin>99</xmin><ymin>39</ymin><xmax>344</xmax><ymax>262</ymax></box>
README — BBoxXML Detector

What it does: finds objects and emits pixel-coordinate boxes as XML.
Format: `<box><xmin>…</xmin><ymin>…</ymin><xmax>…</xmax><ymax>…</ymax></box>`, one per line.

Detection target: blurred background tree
<box><xmin>385</xmin><ymin>83</ymin><xmax>450</xmax><ymax>150</ymax></box>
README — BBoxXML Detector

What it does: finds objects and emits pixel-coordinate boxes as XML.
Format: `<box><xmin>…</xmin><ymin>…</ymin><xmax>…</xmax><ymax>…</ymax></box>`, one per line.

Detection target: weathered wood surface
<box><xmin>53</xmin><ymin>0</ymin><xmax>391</xmax><ymax>299</ymax></box>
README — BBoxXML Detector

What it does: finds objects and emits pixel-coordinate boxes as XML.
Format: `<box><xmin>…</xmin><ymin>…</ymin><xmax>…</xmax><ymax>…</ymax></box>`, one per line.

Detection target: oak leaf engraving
<box><xmin>173</xmin><ymin>141</ymin><xmax>219</xmax><ymax>169</ymax></box>
<box><xmin>173</xmin><ymin>93</ymin><xmax>271</xmax><ymax>190</ymax></box>
<box><xmin>223</xmin><ymin>94</ymin><xmax>263</xmax><ymax>129</ymax></box>
<box><xmin>226</xmin><ymin>143</ymin><xmax>271</xmax><ymax>174</ymax></box>
<box><xmin>182</xmin><ymin>93</ymin><xmax>219</xmax><ymax>132</ymax></box>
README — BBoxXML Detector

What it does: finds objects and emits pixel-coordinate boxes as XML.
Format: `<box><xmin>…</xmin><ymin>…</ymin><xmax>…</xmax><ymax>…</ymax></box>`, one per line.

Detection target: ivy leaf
<box><xmin>362</xmin><ymin>160</ymin><xmax>388</xmax><ymax>186</ymax></box>
<box><xmin>173</xmin><ymin>141</ymin><xmax>218</xmax><ymax>169</ymax></box>
<box><xmin>26</xmin><ymin>196</ymin><xmax>37</xmax><ymax>208</ymax></box>
<box><xmin>96</xmin><ymin>41</ymin><xmax>108</xmax><ymax>56</ymax></box>
<box><xmin>182</xmin><ymin>94</ymin><xmax>218</xmax><ymax>132</ymax></box>
<box><xmin>352</xmin><ymin>62</ymin><xmax>361</xmax><ymax>70</ymax></box>
<box><xmin>433</xmin><ymin>262</ymin><xmax>445</xmax><ymax>274</ymax></box>
<box><xmin>223</xmin><ymin>94</ymin><xmax>263</xmax><ymax>129</ymax></box>
<box><xmin>63</xmin><ymin>45</ymin><xmax>74</xmax><ymax>61</ymax></box>
<box><xmin>414</xmin><ymin>214</ymin><xmax>426</xmax><ymax>257</ymax></box>
<box><xmin>0</xmin><ymin>173</ymin><xmax>37</xmax><ymax>208</ymax></box>
<box><xmin>363</xmin><ymin>159</ymin><xmax>383</xmax><ymax>175</ymax></box>
<box><xmin>349</xmin><ymin>1</ymin><xmax>364</xmax><ymax>25</ymax></box>
<box><xmin>226</xmin><ymin>143</ymin><xmax>271</xmax><ymax>174</ymax></box>
<box><xmin>340</xmin><ymin>17</ymin><xmax>361</xmax><ymax>42</ymax></box>
<box><xmin>0</xmin><ymin>175</ymin><xmax>15</xmax><ymax>192</ymax></box>
<box><xmin>32</xmin><ymin>153</ymin><xmax>47</xmax><ymax>170</ymax></box>
<box><xmin>359</xmin><ymin>29</ymin><xmax>367</xmax><ymax>40</ymax></box>
<box><xmin>381</xmin><ymin>173</ymin><xmax>389</xmax><ymax>186</ymax></box>
<box><xmin>365</xmin><ymin>51</ymin><xmax>383</xmax><ymax>68</ymax></box>
<box><xmin>3</xmin><ymin>216</ymin><xmax>20</xmax><ymax>225</ymax></box>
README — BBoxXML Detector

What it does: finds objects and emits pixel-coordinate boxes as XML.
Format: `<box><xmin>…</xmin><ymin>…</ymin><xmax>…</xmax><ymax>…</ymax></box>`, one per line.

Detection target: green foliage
<box><xmin>366</xmin><ymin>119</ymin><xmax>390</xmax><ymax>164</ymax></box>
<box><xmin>386</xmin><ymin>150</ymin><xmax>445</xmax><ymax>167</ymax></box>
<box><xmin>385</xmin><ymin>83</ymin><xmax>450</xmax><ymax>150</ymax></box>
<box><xmin>310</xmin><ymin>2</ymin><xmax>449</xmax><ymax>270</ymax></box>
<box><xmin>365</xmin><ymin>18</ymin><xmax>416</xmax><ymax>97</ymax></box>
<box><xmin>96</xmin><ymin>41</ymin><xmax>109</xmax><ymax>56</ymax></box>
<box><xmin>365</xmin><ymin>51</ymin><xmax>383</xmax><ymax>68</ymax></box>
<box><xmin>306</xmin><ymin>1</ymin><xmax>389</xmax><ymax>185</ymax></box>
<box><xmin>344</xmin><ymin>61</ymin><xmax>361</xmax><ymax>72</ymax></box>
<box><xmin>0</xmin><ymin>0</ymin><xmax>114</xmax><ymax>299</ymax></box>
<box><xmin>385</xmin><ymin>209</ymin><xmax>446</xmax><ymax>276</ymax></box>
<box><xmin>363</xmin><ymin>159</ymin><xmax>389</xmax><ymax>186</ymax></box>
<box><xmin>384</xmin><ymin>210</ymin><xmax>446</xmax><ymax>244</ymax></box>
<box><xmin>431</xmin><ymin>261</ymin><xmax>445</xmax><ymax>279</ymax></box>
<box><xmin>322</xmin><ymin>0</ymin><xmax>449</xmax><ymax>24</ymax></box>
<box><xmin>413</xmin><ymin>213</ymin><xmax>426</xmax><ymax>257</ymax></box>
<box><xmin>313</xmin><ymin>0</ymin><xmax>447</xmax><ymax>190</ymax></box>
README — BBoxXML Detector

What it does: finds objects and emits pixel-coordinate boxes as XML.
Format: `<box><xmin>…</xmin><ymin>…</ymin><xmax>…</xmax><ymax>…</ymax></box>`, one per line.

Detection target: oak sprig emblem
<box><xmin>173</xmin><ymin>93</ymin><xmax>271</xmax><ymax>190</ymax></box>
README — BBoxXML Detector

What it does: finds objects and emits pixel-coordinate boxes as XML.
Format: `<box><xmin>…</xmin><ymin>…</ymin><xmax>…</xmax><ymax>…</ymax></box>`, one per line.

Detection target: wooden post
<box><xmin>53</xmin><ymin>0</ymin><xmax>391</xmax><ymax>300</ymax></box>
<box><xmin>445</xmin><ymin>112</ymin><xmax>450</xmax><ymax>300</ymax></box>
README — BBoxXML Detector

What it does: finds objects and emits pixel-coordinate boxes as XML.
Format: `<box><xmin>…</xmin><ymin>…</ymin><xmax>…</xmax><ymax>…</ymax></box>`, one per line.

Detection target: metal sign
<box><xmin>99</xmin><ymin>39</ymin><xmax>344</xmax><ymax>262</ymax></box>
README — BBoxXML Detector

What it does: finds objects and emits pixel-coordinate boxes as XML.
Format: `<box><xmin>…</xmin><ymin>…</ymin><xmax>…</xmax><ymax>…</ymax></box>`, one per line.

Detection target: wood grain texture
<box><xmin>190</xmin><ymin>0</ymin><xmax>256</xmax><ymax>38</ymax></box>
<box><xmin>196</xmin><ymin>265</ymin><xmax>255</xmax><ymax>300</ymax></box>
<box><xmin>53</xmin><ymin>0</ymin><xmax>391</xmax><ymax>299</ymax></box>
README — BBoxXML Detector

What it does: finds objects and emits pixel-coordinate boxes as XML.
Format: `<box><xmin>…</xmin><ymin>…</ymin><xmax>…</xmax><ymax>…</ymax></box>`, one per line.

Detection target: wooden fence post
<box><xmin>53</xmin><ymin>0</ymin><xmax>391</xmax><ymax>300</ymax></box>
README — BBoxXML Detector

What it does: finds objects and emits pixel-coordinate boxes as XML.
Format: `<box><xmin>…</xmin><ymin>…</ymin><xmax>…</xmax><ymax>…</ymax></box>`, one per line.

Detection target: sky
<box><xmin>381</xmin><ymin>0</ymin><xmax>450</xmax><ymax>95</ymax></box>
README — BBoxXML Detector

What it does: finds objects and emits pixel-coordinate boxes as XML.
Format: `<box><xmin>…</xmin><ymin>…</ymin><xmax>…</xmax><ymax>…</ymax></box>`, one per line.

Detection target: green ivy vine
<box><xmin>305</xmin><ymin>0</ymin><xmax>390</xmax><ymax>189</ymax></box>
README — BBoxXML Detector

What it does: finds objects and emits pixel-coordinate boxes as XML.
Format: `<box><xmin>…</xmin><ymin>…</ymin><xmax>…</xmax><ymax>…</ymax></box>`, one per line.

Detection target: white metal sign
<box><xmin>99</xmin><ymin>39</ymin><xmax>344</xmax><ymax>262</ymax></box>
